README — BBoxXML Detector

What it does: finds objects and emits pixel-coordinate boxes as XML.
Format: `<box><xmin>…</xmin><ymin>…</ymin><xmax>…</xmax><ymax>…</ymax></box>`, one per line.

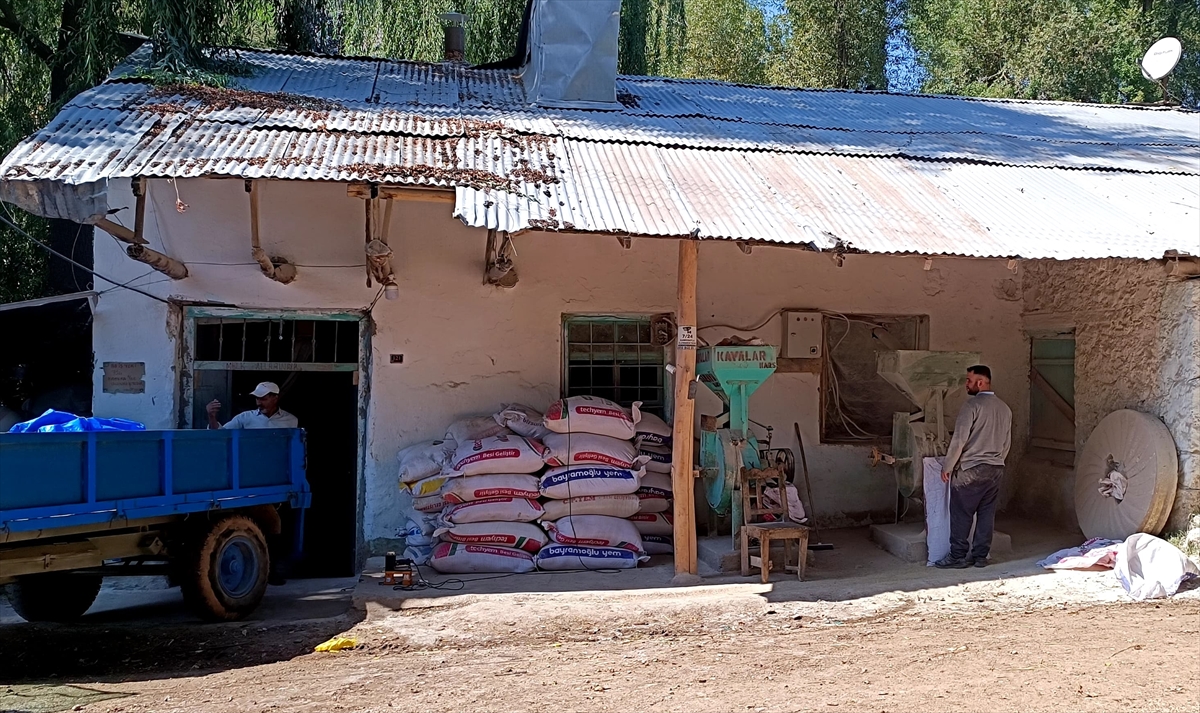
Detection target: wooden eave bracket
<box><xmin>351</xmin><ymin>183</ymin><xmax>398</xmax><ymax>289</ymax></box>
<box><xmin>1164</xmin><ymin>252</ymin><xmax>1200</xmax><ymax>281</ymax></box>
<box><xmin>92</xmin><ymin>178</ymin><xmax>189</xmax><ymax>280</ymax></box>
<box><xmin>246</xmin><ymin>180</ymin><xmax>297</xmax><ymax>284</ymax></box>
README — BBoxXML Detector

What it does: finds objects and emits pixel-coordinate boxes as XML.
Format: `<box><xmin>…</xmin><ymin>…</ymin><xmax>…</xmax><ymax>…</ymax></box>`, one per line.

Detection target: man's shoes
<box><xmin>933</xmin><ymin>556</ymin><xmax>970</xmax><ymax>569</ymax></box>
<box><xmin>972</xmin><ymin>558</ymin><xmax>988</xmax><ymax>568</ymax></box>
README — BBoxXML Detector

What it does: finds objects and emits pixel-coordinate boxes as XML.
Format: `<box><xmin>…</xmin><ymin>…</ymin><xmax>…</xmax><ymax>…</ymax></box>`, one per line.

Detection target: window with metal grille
<box><xmin>563</xmin><ymin>316</ymin><xmax>665</xmax><ymax>416</ymax></box>
<box><xmin>194</xmin><ymin>318</ymin><xmax>359</xmax><ymax>371</ymax></box>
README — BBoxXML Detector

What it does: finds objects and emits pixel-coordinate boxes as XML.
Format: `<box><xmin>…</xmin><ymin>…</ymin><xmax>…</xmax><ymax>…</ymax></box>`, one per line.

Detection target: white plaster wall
<box><xmin>92</xmin><ymin>178</ymin><xmax>1030</xmax><ymax>550</ymax></box>
<box><xmin>1019</xmin><ymin>259</ymin><xmax>1200</xmax><ymax>531</ymax></box>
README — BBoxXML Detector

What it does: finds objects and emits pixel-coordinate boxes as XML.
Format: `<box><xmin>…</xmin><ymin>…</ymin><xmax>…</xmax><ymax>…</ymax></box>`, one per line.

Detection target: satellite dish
<box><xmin>1140</xmin><ymin>37</ymin><xmax>1182</xmax><ymax>81</ymax></box>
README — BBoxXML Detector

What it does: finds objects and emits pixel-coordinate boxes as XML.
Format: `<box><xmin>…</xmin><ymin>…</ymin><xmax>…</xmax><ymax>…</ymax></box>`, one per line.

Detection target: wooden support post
<box><xmin>94</xmin><ymin>218</ymin><xmax>146</xmax><ymax>245</ymax></box>
<box><xmin>246</xmin><ymin>180</ymin><xmax>296</xmax><ymax>284</ymax></box>
<box><xmin>671</xmin><ymin>238</ymin><xmax>699</xmax><ymax>576</ymax></box>
<box><xmin>126</xmin><ymin>244</ymin><xmax>188</xmax><ymax>280</ymax></box>
<box><xmin>132</xmin><ymin>177</ymin><xmax>146</xmax><ymax>241</ymax></box>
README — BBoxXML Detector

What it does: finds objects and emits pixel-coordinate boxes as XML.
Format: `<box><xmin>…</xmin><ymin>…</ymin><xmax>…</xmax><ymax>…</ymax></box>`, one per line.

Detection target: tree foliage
<box><xmin>907</xmin><ymin>0</ymin><xmax>1200</xmax><ymax>105</ymax></box>
<box><xmin>769</xmin><ymin>0</ymin><xmax>889</xmax><ymax>89</ymax></box>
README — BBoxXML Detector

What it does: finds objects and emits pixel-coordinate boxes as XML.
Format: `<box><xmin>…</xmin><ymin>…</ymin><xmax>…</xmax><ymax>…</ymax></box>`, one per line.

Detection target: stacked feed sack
<box><xmin>428</xmin><ymin>428</ymin><xmax>548</xmax><ymax>575</ymax></box>
<box><xmin>632</xmin><ymin>412</ymin><xmax>675</xmax><ymax>554</ymax></box>
<box><xmin>397</xmin><ymin>439</ymin><xmax>458</xmax><ymax>564</ymax></box>
<box><xmin>535</xmin><ymin>396</ymin><xmax>650</xmax><ymax>570</ymax></box>
<box><xmin>628</xmin><ymin>511</ymin><xmax>675</xmax><ymax>555</ymax></box>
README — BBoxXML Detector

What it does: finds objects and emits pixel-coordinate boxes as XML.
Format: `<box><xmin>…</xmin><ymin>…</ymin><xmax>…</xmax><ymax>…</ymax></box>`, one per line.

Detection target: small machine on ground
<box><xmin>871</xmin><ymin>350</ymin><xmax>979</xmax><ymax>521</ymax></box>
<box><xmin>697</xmin><ymin>343</ymin><xmax>793</xmax><ymax>544</ymax></box>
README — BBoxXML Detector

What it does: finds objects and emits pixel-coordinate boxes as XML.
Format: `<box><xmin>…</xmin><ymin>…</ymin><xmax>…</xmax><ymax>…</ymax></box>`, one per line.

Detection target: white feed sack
<box><xmin>543</xmin><ymin>515</ymin><xmax>645</xmax><ymax>553</ymax></box>
<box><xmin>541</xmin><ymin>494</ymin><xmax>641</xmax><ymax>521</ymax></box>
<box><xmin>445</xmin><ymin>434</ymin><xmax>549</xmax><ymax>476</ymax></box>
<box><xmin>628</xmin><ymin>512</ymin><xmax>674</xmax><ymax>536</ymax></box>
<box><xmin>438</xmin><ymin>497</ymin><xmax>545</xmax><ymax>525</ymax></box>
<box><xmin>541</xmin><ymin>433</ymin><xmax>648</xmax><ymax>470</ymax></box>
<box><xmin>412</xmin><ymin>493</ymin><xmax>447</xmax><ymax>513</ymax></box>
<box><xmin>397</xmin><ymin>440</ymin><xmax>458</xmax><ymax>484</ymax></box>
<box><xmin>441</xmin><ymin>473</ymin><xmax>541</xmax><ymax>504</ymax></box>
<box><xmin>494</xmin><ymin>403</ymin><xmax>551</xmax><ymax>439</ymax></box>
<box><xmin>540</xmin><ymin>464</ymin><xmax>643</xmax><ymax>499</ymax></box>
<box><xmin>434</xmin><ymin>521</ymin><xmax>549</xmax><ymax>554</ymax></box>
<box><xmin>445</xmin><ymin>415</ymin><xmax>512</xmax><ymax>444</ymax></box>
<box><xmin>636</xmin><ymin>471</ymin><xmax>673</xmax><ymax>514</ymax></box>
<box><xmin>642</xmin><ymin>534</ymin><xmax>675</xmax><ymax>555</ymax></box>
<box><xmin>535</xmin><ymin>544</ymin><xmax>646</xmax><ymax>571</ymax></box>
<box><xmin>634</xmin><ymin>412</ymin><xmax>673</xmax><ymax>450</ymax></box>
<box><xmin>640</xmin><ymin>448</ymin><xmax>672</xmax><ymax>474</ymax></box>
<box><xmin>406</xmin><ymin>474</ymin><xmax>450</xmax><ymax>498</ymax></box>
<box><xmin>544</xmin><ymin>396</ymin><xmax>641</xmax><ymax>440</ymax></box>
<box><xmin>429</xmin><ymin>542</ymin><xmax>536</xmax><ymax>574</ymax></box>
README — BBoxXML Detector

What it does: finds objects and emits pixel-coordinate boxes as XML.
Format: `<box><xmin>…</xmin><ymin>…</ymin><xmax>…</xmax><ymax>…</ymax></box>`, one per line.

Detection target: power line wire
<box><xmin>0</xmin><ymin>211</ymin><xmax>171</xmax><ymax>305</ymax></box>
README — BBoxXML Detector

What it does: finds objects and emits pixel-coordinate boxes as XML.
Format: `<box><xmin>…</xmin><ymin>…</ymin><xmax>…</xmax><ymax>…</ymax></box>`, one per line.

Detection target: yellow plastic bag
<box><xmin>314</xmin><ymin>636</ymin><xmax>358</xmax><ymax>652</ymax></box>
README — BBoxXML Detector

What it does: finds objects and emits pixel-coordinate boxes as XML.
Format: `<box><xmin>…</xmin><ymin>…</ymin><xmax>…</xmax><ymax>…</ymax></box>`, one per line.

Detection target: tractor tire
<box><xmin>6</xmin><ymin>572</ymin><xmax>103</xmax><ymax>622</ymax></box>
<box><xmin>180</xmin><ymin>514</ymin><xmax>270</xmax><ymax>622</ymax></box>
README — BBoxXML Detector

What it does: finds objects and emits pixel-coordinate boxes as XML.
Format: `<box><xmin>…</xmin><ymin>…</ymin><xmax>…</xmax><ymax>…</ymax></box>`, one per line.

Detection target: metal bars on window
<box><xmin>563</xmin><ymin>316</ymin><xmax>665</xmax><ymax>415</ymax></box>
<box><xmin>193</xmin><ymin>318</ymin><xmax>359</xmax><ymax>372</ymax></box>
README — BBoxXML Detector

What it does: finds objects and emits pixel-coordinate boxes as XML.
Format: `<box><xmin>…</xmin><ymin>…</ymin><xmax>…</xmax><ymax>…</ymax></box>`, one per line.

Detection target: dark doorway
<box><xmin>199</xmin><ymin>368</ymin><xmax>359</xmax><ymax>577</ymax></box>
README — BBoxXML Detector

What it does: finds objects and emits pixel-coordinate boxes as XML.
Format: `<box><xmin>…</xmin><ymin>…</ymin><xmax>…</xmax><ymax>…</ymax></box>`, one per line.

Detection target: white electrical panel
<box><xmin>783</xmin><ymin>311</ymin><xmax>822</xmax><ymax>358</ymax></box>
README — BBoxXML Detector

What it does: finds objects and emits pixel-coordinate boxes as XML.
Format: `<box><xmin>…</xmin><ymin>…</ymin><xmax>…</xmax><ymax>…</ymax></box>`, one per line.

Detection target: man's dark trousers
<box><xmin>949</xmin><ymin>464</ymin><xmax>1004</xmax><ymax>562</ymax></box>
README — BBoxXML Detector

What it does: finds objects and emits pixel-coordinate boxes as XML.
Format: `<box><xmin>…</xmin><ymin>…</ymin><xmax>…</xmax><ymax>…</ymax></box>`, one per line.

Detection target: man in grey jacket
<box><xmin>935</xmin><ymin>365</ymin><xmax>1012</xmax><ymax>569</ymax></box>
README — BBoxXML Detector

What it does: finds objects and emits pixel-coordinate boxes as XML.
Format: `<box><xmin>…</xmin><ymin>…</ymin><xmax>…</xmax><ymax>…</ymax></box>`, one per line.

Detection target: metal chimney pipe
<box><xmin>440</xmin><ymin>13</ymin><xmax>466</xmax><ymax>62</ymax></box>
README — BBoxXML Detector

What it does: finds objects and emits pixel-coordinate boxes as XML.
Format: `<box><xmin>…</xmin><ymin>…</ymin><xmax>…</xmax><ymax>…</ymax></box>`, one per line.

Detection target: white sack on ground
<box><xmin>535</xmin><ymin>544</ymin><xmax>646</xmax><ymax>571</ymax></box>
<box><xmin>429</xmin><ymin>542</ymin><xmax>536</xmax><ymax>574</ymax></box>
<box><xmin>540</xmin><ymin>464</ymin><xmax>643</xmax><ymax>499</ymax></box>
<box><xmin>1114</xmin><ymin>533</ymin><xmax>1200</xmax><ymax>600</ymax></box>
<box><xmin>493</xmin><ymin>403</ymin><xmax>551</xmax><ymax>439</ymax></box>
<box><xmin>763</xmin><ymin>484</ymin><xmax>806</xmax><ymax>523</ymax></box>
<box><xmin>446</xmin><ymin>434</ymin><xmax>549</xmax><ymax>476</ymax></box>
<box><xmin>541</xmin><ymin>432</ymin><xmax>648</xmax><ymax>470</ymax></box>
<box><xmin>434</xmin><ymin>521</ymin><xmax>548</xmax><ymax>554</ymax></box>
<box><xmin>438</xmin><ymin>497</ymin><xmax>544</xmax><ymax>525</ymax></box>
<box><xmin>634</xmin><ymin>412</ymin><xmax>672</xmax><ymax>450</ymax></box>
<box><xmin>544</xmin><ymin>515</ymin><xmax>645</xmax><ymax>553</ymax></box>
<box><xmin>403</xmin><ymin>544</ymin><xmax>433</xmax><ymax>566</ymax></box>
<box><xmin>541</xmin><ymin>494</ymin><xmax>641</xmax><ymax>521</ymax></box>
<box><xmin>544</xmin><ymin>396</ymin><xmax>641</xmax><ymax>440</ymax></box>
<box><xmin>1038</xmin><ymin>537</ymin><xmax>1122</xmax><ymax>570</ymax></box>
<box><xmin>924</xmin><ymin>456</ymin><xmax>950</xmax><ymax>566</ymax></box>
<box><xmin>642</xmin><ymin>534</ymin><xmax>674</xmax><ymax>555</ymax></box>
<box><xmin>445</xmin><ymin>416</ymin><xmax>511</xmax><ymax>444</ymax></box>
<box><xmin>397</xmin><ymin>440</ymin><xmax>458</xmax><ymax>484</ymax></box>
<box><xmin>641</xmin><ymin>449</ymin><xmax>672</xmax><ymax>474</ymax></box>
<box><xmin>628</xmin><ymin>512</ymin><xmax>673</xmax><ymax>536</ymax></box>
<box><xmin>442</xmin><ymin>473</ymin><xmax>541</xmax><ymax>504</ymax></box>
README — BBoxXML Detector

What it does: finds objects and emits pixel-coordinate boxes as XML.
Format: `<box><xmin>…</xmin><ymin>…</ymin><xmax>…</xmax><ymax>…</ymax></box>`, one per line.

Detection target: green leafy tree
<box><xmin>907</xmin><ymin>0</ymin><xmax>1200</xmax><ymax>105</ymax></box>
<box><xmin>768</xmin><ymin>0</ymin><xmax>889</xmax><ymax>89</ymax></box>
<box><xmin>679</xmin><ymin>0</ymin><xmax>768</xmax><ymax>83</ymax></box>
<box><xmin>620</xmin><ymin>0</ymin><xmax>686</xmax><ymax>76</ymax></box>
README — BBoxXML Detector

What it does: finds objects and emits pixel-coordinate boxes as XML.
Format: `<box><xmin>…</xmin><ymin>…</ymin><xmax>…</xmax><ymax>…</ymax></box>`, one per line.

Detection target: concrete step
<box><xmin>869</xmin><ymin>521</ymin><xmax>1012</xmax><ymax>564</ymax></box>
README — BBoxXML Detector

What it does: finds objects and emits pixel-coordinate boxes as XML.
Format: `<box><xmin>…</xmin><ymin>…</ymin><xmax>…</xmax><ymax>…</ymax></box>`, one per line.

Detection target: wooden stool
<box><xmin>738</xmin><ymin>466</ymin><xmax>811</xmax><ymax>583</ymax></box>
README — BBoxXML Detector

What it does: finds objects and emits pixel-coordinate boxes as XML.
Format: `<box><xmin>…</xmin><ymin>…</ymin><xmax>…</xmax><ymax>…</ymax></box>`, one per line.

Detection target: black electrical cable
<box><xmin>0</xmin><ymin>211</ymin><xmax>171</xmax><ymax>305</ymax></box>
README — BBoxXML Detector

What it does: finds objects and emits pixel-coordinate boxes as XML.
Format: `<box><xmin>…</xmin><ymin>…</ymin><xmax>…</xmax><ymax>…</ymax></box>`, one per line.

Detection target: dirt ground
<box><xmin>3</xmin><ymin>523</ymin><xmax>1199</xmax><ymax>713</ymax></box>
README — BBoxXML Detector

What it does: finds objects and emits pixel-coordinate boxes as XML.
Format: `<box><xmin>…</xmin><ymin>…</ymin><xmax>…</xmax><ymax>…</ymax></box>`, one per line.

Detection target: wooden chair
<box><xmin>739</xmin><ymin>466</ymin><xmax>810</xmax><ymax>583</ymax></box>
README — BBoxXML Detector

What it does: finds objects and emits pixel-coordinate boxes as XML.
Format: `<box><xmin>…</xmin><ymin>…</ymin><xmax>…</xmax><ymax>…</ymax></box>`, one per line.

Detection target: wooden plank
<box><xmin>775</xmin><ymin>357</ymin><xmax>822</xmax><ymax>374</ymax></box>
<box><xmin>1032</xmin><ymin>369</ymin><xmax>1075</xmax><ymax>422</ymax></box>
<box><xmin>132</xmin><ymin>177</ymin><xmax>146</xmax><ymax>241</ymax></box>
<box><xmin>94</xmin><ymin>218</ymin><xmax>146</xmax><ymax>245</ymax></box>
<box><xmin>670</xmin><ymin>239</ymin><xmax>699</xmax><ymax>576</ymax></box>
<box><xmin>347</xmin><ymin>183</ymin><xmax>455</xmax><ymax>202</ymax></box>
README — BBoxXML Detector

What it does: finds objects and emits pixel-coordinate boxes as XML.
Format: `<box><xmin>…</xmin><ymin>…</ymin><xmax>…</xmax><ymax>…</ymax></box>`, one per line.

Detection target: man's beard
<box><xmin>967</xmin><ymin>386</ymin><xmax>980</xmax><ymax>395</ymax></box>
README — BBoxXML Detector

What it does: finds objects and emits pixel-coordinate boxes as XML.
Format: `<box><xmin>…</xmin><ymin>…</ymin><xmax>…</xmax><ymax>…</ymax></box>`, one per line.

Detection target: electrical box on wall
<box><xmin>782</xmin><ymin>311</ymin><xmax>822</xmax><ymax>358</ymax></box>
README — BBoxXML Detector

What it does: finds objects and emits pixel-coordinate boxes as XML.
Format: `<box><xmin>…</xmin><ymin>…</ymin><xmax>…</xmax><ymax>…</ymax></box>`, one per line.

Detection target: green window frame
<box><xmin>563</xmin><ymin>315</ymin><xmax>666</xmax><ymax>416</ymax></box>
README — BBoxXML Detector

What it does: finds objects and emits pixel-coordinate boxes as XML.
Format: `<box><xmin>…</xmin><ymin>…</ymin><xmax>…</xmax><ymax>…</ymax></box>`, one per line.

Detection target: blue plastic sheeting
<box><xmin>8</xmin><ymin>409</ymin><xmax>146</xmax><ymax>433</ymax></box>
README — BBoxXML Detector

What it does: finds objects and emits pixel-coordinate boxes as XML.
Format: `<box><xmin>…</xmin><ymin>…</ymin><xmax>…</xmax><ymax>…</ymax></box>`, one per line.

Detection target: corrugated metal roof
<box><xmin>1</xmin><ymin>48</ymin><xmax>1198</xmax><ymax>259</ymax></box>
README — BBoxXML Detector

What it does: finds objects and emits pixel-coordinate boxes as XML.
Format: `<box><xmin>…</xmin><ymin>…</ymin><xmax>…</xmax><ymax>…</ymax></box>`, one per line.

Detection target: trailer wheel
<box><xmin>181</xmin><ymin>515</ymin><xmax>270</xmax><ymax>621</ymax></box>
<box><xmin>6</xmin><ymin>573</ymin><xmax>103</xmax><ymax>622</ymax></box>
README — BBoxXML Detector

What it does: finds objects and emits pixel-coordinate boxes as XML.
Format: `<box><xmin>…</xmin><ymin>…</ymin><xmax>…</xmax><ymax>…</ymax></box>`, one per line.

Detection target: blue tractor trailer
<box><xmin>0</xmin><ymin>428</ymin><xmax>310</xmax><ymax>622</ymax></box>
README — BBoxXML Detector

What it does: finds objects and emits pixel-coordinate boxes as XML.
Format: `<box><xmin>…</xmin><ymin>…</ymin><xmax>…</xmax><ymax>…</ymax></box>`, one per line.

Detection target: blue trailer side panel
<box><xmin>0</xmin><ymin>429</ymin><xmax>309</xmax><ymax>535</ymax></box>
